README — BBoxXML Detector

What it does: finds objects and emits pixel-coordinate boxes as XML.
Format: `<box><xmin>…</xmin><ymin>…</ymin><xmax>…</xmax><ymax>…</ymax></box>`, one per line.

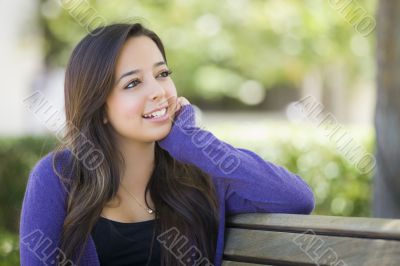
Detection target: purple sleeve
<box><xmin>157</xmin><ymin>104</ymin><xmax>315</xmax><ymax>215</ymax></box>
<box><xmin>19</xmin><ymin>153</ymin><xmax>71</xmax><ymax>265</ymax></box>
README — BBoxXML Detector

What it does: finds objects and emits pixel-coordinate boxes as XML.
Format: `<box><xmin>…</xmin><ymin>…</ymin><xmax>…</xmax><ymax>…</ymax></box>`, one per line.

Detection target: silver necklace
<box><xmin>120</xmin><ymin>183</ymin><xmax>155</xmax><ymax>214</ymax></box>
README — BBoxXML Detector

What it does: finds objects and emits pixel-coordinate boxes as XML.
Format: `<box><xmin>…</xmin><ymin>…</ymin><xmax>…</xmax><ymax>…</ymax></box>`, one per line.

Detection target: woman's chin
<box><xmin>139</xmin><ymin>124</ymin><xmax>172</xmax><ymax>142</ymax></box>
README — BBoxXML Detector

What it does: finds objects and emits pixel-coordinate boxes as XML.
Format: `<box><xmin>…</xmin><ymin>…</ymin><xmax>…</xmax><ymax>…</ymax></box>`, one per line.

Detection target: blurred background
<box><xmin>3</xmin><ymin>0</ymin><xmax>400</xmax><ymax>264</ymax></box>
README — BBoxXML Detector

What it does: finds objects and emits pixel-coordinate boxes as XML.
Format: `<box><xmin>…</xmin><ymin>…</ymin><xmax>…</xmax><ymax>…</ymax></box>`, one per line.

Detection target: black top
<box><xmin>91</xmin><ymin>216</ymin><xmax>161</xmax><ymax>266</ymax></box>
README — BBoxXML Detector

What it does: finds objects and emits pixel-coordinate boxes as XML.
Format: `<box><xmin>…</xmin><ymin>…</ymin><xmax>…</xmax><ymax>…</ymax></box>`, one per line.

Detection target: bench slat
<box><xmin>226</xmin><ymin>213</ymin><xmax>400</xmax><ymax>240</ymax></box>
<box><xmin>222</xmin><ymin>261</ymin><xmax>271</xmax><ymax>266</ymax></box>
<box><xmin>224</xmin><ymin>228</ymin><xmax>400</xmax><ymax>266</ymax></box>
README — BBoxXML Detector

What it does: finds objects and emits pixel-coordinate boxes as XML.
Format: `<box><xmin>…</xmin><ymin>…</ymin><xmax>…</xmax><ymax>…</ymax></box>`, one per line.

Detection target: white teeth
<box><xmin>143</xmin><ymin>108</ymin><xmax>167</xmax><ymax>118</ymax></box>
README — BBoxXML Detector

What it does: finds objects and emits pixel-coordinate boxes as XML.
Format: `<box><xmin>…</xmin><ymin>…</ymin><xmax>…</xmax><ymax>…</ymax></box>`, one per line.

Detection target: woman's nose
<box><xmin>147</xmin><ymin>79</ymin><xmax>166</xmax><ymax>100</ymax></box>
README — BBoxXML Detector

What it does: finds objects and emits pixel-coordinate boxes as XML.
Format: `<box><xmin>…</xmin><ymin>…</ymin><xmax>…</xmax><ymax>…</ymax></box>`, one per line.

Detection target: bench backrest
<box><xmin>223</xmin><ymin>213</ymin><xmax>400</xmax><ymax>266</ymax></box>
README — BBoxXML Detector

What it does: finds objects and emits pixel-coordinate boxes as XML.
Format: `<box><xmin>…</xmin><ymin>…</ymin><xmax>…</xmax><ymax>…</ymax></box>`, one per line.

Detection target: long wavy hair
<box><xmin>52</xmin><ymin>22</ymin><xmax>219</xmax><ymax>265</ymax></box>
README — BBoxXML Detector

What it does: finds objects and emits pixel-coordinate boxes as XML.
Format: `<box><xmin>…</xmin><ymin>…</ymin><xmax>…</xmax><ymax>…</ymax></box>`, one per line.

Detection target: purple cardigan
<box><xmin>19</xmin><ymin>104</ymin><xmax>315</xmax><ymax>266</ymax></box>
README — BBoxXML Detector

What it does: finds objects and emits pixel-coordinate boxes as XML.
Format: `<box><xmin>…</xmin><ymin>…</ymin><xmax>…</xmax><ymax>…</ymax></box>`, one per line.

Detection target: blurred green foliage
<box><xmin>0</xmin><ymin>136</ymin><xmax>57</xmax><ymax>232</ymax></box>
<box><xmin>208</xmin><ymin>121</ymin><xmax>374</xmax><ymax>217</ymax></box>
<box><xmin>0</xmin><ymin>231</ymin><xmax>18</xmax><ymax>266</ymax></box>
<box><xmin>0</xmin><ymin>136</ymin><xmax>57</xmax><ymax>266</ymax></box>
<box><xmin>38</xmin><ymin>0</ymin><xmax>376</xmax><ymax>108</ymax></box>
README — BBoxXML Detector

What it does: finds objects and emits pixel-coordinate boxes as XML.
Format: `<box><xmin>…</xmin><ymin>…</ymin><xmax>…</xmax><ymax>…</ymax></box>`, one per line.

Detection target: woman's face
<box><xmin>105</xmin><ymin>36</ymin><xmax>178</xmax><ymax>143</ymax></box>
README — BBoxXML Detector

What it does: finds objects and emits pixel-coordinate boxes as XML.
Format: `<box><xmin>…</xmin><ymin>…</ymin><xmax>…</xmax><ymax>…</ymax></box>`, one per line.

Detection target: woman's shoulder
<box><xmin>19</xmin><ymin>150</ymin><xmax>72</xmax><ymax>259</ymax></box>
<box><xmin>31</xmin><ymin>148</ymin><xmax>72</xmax><ymax>175</ymax></box>
<box><xmin>28</xmin><ymin>148</ymin><xmax>74</xmax><ymax>194</ymax></box>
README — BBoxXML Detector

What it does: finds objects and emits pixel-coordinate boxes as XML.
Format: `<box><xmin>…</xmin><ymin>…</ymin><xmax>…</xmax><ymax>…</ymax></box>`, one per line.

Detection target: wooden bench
<box><xmin>222</xmin><ymin>213</ymin><xmax>400</xmax><ymax>266</ymax></box>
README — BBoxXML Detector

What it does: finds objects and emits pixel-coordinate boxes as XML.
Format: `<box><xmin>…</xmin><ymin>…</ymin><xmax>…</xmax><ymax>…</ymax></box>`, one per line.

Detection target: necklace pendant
<box><xmin>147</xmin><ymin>208</ymin><xmax>154</xmax><ymax>214</ymax></box>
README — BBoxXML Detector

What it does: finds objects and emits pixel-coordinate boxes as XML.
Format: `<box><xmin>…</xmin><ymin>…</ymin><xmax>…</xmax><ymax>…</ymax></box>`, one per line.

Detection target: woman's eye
<box><xmin>125</xmin><ymin>79</ymin><xmax>141</xmax><ymax>89</ymax></box>
<box><xmin>158</xmin><ymin>70</ymin><xmax>173</xmax><ymax>78</ymax></box>
<box><xmin>124</xmin><ymin>71</ymin><xmax>172</xmax><ymax>90</ymax></box>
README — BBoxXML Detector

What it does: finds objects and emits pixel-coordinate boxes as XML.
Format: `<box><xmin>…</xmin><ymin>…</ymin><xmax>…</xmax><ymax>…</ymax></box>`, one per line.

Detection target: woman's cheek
<box><xmin>165</xmin><ymin>81</ymin><xmax>177</xmax><ymax>96</ymax></box>
<box><xmin>116</xmin><ymin>94</ymin><xmax>143</xmax><ymax>117</ymax></box>
<box><xmin>126</xmin><ymin>103</ymin><xmax>144</xmax><ymax>119</ymax></box>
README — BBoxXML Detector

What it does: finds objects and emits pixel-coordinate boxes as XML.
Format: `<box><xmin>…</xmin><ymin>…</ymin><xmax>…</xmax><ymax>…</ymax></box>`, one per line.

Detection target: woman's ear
<box><xmin>103</xmin><ymin>104</ymin><xmax>109</xmax><ymax>124</ymax></box>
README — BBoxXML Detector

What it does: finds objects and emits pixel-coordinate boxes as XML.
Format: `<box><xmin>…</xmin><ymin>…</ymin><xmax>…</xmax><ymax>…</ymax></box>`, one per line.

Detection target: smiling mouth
<box><xmin>142</xmin><ymin>107</ymin><xmax>168</xmax><ymax>119</ymax></box>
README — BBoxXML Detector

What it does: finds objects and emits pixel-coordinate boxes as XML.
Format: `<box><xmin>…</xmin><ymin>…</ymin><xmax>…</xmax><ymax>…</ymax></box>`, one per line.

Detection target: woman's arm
<box><xmin>157</xmin><ymin>104</ymin><xmax>315</xmax><ymax>215</ymax></box>
<box><xmin>19</xmin><ymin>153</ymin><xmax>72</xmax><ymax>265</ymax></box>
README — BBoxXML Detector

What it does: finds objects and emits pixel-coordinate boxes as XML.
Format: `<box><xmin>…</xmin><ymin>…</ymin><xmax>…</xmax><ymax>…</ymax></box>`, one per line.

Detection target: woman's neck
<box><xmin>117</xmin><ymin>138</ymin><xmax>156</xmax><ymax>194</ymax></box>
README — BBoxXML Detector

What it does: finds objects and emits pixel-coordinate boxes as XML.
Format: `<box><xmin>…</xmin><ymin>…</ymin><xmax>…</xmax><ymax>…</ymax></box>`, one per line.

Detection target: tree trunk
<box><xmin>373</xmin><ymin>0</ymin><xmax>400</xmax><ymax>218</ymax></box>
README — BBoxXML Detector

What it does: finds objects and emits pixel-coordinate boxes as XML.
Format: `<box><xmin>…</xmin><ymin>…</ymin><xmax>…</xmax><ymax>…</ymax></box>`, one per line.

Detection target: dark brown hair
<box><xmin>53</xmin><ymin>22</ymin><xmax>219</xmax><ymax>265</ymax></box>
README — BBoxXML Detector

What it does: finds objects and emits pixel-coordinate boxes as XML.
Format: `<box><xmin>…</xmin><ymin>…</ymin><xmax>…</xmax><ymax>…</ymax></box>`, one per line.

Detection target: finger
<box><xmin>166</xmin><ymin>96</ymin><xmax>178</xmax><ymax>112</ymax></box>
<box><xmin>171</xmin><ymin>96</ymin><xmax>181</xmax><ymax>120</ymax></box>
<box><xmin>179</xmin><ymin>97</ymin><xmax>190</xmax><ymax>106</ymax></box>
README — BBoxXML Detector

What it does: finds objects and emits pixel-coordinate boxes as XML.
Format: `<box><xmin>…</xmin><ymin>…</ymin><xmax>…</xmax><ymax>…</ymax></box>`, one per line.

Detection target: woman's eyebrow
<box><xmin>115</xmin><ymin>61</ymin><xmax>166</xmax><ymax>85</ymax></box>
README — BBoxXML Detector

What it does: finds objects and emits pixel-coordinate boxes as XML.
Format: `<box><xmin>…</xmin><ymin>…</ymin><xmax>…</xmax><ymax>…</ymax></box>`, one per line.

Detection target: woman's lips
<box><xmin>142</xmin><ymin>107</ymin><xmax>170</xmax><ymax>123</ymax></box>
<box><xmin>142</xmin><ymin>105</ymin><xmax>169</xmax><ymax>116</ymax></box>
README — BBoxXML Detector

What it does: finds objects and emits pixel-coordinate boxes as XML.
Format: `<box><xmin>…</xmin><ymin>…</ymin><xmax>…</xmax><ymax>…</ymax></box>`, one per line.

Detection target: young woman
<box><xmin>19</xmin><ymin>22</ymin><xmax>315</xmax><ymax>266</ymax></box>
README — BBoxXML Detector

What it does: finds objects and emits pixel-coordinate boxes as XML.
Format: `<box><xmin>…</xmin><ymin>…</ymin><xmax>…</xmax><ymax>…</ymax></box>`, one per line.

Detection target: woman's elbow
<box><xmin>296</xmin><ymin>187</ymin><xmax>315</xmax><ymax>214</ymax></box>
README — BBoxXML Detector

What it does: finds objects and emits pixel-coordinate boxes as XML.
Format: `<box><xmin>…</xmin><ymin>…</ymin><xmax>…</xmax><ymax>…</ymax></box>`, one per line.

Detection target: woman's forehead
<box><xmin>115</xmin><ymin>36</ymin><xmax>165</xmax><ymax>75</ymax></box>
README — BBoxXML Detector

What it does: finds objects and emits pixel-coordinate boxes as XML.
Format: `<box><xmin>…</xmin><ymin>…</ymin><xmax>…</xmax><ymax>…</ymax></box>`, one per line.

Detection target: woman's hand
<box><xmin>171</xmin><ymin>96</ymin><xmax>191</xmax><ymax>121</ymax></box>
<box><xmin>157</xmin><ymin>96</ymin><xmax>194</xmax><ymax>158</ymax></box>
